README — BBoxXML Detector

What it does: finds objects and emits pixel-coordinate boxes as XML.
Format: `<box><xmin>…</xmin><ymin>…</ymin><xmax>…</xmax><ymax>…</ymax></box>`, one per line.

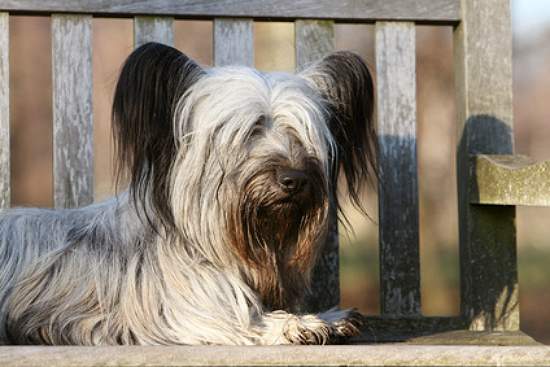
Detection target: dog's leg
<box><xmin>257</xmin><ymin>308</ymin><xmax>363</xmax><ymax>345</ymax></box>
<box><xmin>141</xmin><ymin>263</ymin><xmax>363</xmax><ymax>345</ymax></box>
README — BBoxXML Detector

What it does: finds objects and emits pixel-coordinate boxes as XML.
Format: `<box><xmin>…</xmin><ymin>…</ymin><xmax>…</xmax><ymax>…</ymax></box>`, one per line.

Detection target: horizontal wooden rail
<box><xmin>471</xmin><ymin>155</ymin><xmax>550</xmax><ymax>206</ymax></box>
<box><xmin>359</xmin><ymin>316</ymin><xmax>464</xmax><ymax>343</ymax></box>
<box><xmin>357</xmin><ymin>316</ymin><xmax>537</xmax><ymax>345</ymax></box>
<box><xmin>2</xmin><ymin>345</ymin><xmax>550</xmax><ymax>367</ymax></box>
<box><xmin>0</xmin><ymin>0</ymin><xmax>460</xmax><ymax>23</ymax></box>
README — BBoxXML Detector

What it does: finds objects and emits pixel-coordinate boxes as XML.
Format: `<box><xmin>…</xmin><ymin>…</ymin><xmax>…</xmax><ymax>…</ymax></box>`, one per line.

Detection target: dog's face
<box><xmin>112</xmin><ymin>43</ymin><xmax>376</xmax><ymax>309</ymax></box>
<box><xmin>172</xmin><ymin>70</ymin><xmax>333</xmax><ymax>307</ymax></box>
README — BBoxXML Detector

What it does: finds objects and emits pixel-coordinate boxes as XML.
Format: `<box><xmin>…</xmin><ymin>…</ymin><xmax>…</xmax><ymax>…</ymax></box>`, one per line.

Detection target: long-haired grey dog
<box><xmin>0</xmin><ymin>43</ymin><xmax>376</xmax><ymax>345</ymax></box>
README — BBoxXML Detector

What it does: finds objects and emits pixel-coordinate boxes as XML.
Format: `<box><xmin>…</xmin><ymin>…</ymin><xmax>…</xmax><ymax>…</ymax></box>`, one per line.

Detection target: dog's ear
<box><xmin>301</xmin><ymin>51</ymin><xmax>377</xmax><ymax>212</ymax></box>
<box><xmin>112</xmin><ymin>42</ymin><xmax>204</xmax><ymax>231</ymax></box>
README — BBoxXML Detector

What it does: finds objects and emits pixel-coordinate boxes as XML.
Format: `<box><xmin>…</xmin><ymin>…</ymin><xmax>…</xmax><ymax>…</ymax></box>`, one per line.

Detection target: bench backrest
<box><xmin>0</xmin><ymin>0</ymin><xmax>516</xmax><ymax>340</ymax></box>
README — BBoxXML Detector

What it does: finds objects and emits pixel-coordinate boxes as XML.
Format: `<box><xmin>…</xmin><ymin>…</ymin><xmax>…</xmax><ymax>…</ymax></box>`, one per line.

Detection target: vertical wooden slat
<box><xmin>295</xmin><ymin>20</ymin><xmax>337</xmax><ymax>312</ymax></box>
<box><xmin>52</xmin><ymin>15</ymin><xmax>93</xmax><ymax>209</ymax></box>
<box><xmin>375</xmin><ymin>22</ymin><xmax>421</xmax><ymax>316</ymax></box>
<box><xmin>213</xmin><ymin>19</ymin><xmax>253</xmax><ymax>67</ymax></box>
<box><xmin>295</xmin><ymin>20</ymin><xmax>334</xmax><ymax>69</ymax></box>
<box><xmin>0</xmin><ymin>13</ymin><xmax>8</xmax><ymax>209</ymax></box>
<box><xmin>454</xmin><ymin>0</ymin><xmax>518</xmax><ymax>331</ymax></box>
<box><xmin>134</xmin><ymin>16</ymin><xmax>174</xmax><ymax>48</ymax></box>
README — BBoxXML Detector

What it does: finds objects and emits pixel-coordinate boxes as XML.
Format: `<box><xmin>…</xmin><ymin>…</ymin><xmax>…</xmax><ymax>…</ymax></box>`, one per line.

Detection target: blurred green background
<box><xmin>7</xmin><ymin>0</ymin><xmax>550</xmax><ymax>344</ymax></box>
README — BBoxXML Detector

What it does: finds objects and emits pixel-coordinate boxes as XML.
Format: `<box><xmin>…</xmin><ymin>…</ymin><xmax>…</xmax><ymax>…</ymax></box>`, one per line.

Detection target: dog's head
<box><xmin>112</xmin><ymin>42</ymin><xmax>376</xmax><ymax>309</ymax></box>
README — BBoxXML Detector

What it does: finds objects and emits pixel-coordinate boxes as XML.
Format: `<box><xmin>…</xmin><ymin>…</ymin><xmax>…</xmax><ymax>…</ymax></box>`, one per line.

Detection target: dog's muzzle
<box><xmin>278</xmin><ymin>169</ymin><xmax>310</xmax><ymax>195</ymax></box>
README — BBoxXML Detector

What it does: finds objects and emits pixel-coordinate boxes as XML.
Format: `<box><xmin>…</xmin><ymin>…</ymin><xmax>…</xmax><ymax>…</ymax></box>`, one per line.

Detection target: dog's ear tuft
<box><xmin>112</xmin><ymin>42</ymin><xmax>204</xmax><ymax>231</ymax></box>
<box><xmin>301</xmin><ymin>51</ymin><xmax>377</xmax><ymax>213</ymax></box>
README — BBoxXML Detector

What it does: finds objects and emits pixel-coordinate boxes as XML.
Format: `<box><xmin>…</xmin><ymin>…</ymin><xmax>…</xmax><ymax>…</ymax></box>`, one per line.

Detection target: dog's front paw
<box><xmin>261</xmin><ymin>309</ymin><xmax>364</xmax><ymax>345</ymax></box>
<box><xmin>282</xmin><ymin>314</ymin><xmax>332</xmax><ymax>345</ymax></box>
<box><xmin>318</xmin><ymin>308</ymin><xmax>365</xmax><ymax>343</ymax></box>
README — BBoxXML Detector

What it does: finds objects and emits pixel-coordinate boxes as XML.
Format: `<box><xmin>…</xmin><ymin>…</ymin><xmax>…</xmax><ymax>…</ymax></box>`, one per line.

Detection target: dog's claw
<box><xmin>332</xmin><ymin>309</ymin><xmax>364</xmax><ymax>336</ymax></box>
<box><xmin>324</xmin><ymin>308</ymin><xmax>365</xmax><ymax>344</ymax></box>
<box><xmin>280</xmin><ymin>314</ymin><xmax>332</xmax><ymax>345</ymax></box>
<box><xmin>280</xmin><ymin>309</ymin><xmax>365</xmax><ymax>345</ymax></box>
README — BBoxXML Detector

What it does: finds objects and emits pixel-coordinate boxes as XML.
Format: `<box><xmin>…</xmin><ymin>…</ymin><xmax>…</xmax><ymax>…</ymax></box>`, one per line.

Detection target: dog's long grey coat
<box><xmin>0</xmin><ymin>43</ymin><xmax>376</xmax><ymax>345</ymax></box>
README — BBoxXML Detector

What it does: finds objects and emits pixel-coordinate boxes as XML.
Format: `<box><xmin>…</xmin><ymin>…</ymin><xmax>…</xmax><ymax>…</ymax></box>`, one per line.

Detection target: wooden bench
<box><xmin>1</xmin><ymin>0</ymin><xmax>549</xmax><ymax>366</ymax></box>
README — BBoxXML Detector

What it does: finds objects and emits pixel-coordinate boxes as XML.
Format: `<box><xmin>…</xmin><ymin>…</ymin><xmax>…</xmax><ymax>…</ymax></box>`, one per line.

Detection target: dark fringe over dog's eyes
<box><xmin>112</xmin><ymin>42</ymin><xmax>204</xmax><ymax>232</ymax></box>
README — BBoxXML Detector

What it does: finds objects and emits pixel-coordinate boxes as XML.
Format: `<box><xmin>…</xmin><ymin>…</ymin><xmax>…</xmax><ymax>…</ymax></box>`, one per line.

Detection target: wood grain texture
<box><xmin>295</xmin><ymin>20</ymin><xmax>334</xmax><ymax>71</ymax></box>
<box><xmin>295</xmin><ymin>20</ymin><xmax>337</xmax><ymax>312</ymax></box>
<box><xmin>302</xmin><ymin>207</ymin><xmax>339</xmax><ymax>312</ymax></box>
<box><xmin>52</xmin><ymin>14</ymin><xmax>94</xmax><ymax>209</ymax></box>
<box><xmin>134</xmin><ymin>16</ymin><xmax>174</xmax><ymax>47</ymax></box>
<box><xmin>213</xmin><ymin>19</ymin><xmax>253</xmax><ymax>67</ymax></box>
<box><xmin>357</xmin><ymin>316</ymin><xmax>466</xmax><ymax>343</ymax></box>
<box><xmin>454</xmin><ymin>0</ymin><xmax>518</xmax><ymax>331</ymax></box>
<box><xmin>0</xmin><ymin>0</ymin><xmax>460</xmax><ymax>23</ymax></box>
<box><xmin>0</xmin><ymin>12</ymin><xmax>8</xmax><ymax>209</ymax></box>
<box><xmin>375</xmin><ymin>22</ymin><xmax>421</xmax><ymax>316</ymax></box>
<box><xmin>2</xmin><ymin>345</ymin><xmax>550</xmax><ymax>367</ymax></box>
<box><xmin>403</xmin><ymin>330</ymin><xmax>538</xmax><ymax>346</ymax></box>
<box><xmin>356</xmin><ymin>317</ymin><xmax>536</xmax><ymax>345</ymax></box>
<box><xmin>471</xmin><ymin>155</ymin><xmax>550</xmax><ymax>207</ymax></box>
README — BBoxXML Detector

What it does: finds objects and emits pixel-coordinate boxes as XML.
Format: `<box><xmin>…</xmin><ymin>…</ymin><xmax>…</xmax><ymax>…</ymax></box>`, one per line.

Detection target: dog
<box><xmin>0</xmin><ymin>42</ymin><xmax>376</xmax><ymax>345</ymax></box>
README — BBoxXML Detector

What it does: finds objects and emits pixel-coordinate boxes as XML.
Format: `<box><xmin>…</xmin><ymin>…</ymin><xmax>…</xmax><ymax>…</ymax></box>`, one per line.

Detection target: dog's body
<box><xmin>0</xmin><ymin>43</ymin><xmax>376</xmax><ymax>345</ymax></box>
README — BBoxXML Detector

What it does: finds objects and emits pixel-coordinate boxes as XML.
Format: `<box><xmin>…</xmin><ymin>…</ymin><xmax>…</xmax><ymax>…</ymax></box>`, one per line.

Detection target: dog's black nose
<box><xmin>278</xmin><ymin>170</ymin><xmax>309</xmax><ymax>194</ymax></box>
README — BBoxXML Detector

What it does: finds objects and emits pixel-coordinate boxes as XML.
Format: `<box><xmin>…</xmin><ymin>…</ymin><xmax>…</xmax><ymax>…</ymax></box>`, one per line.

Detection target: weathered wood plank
<box><xmin>2</xmin><ymin>345</ymin><xmax>550</xmax><ymax>367</ymax></box>
<box><xmin>471</xmin><ymin>155</ymin><xmax>550</xmax><ymax>206</ymax></box>
<box><xmin>295</xmin><ymin>20</ymin><xmax>337</xmax><ymax>312</ymax></box>
<box><xmin>404</xmin><ymin>330</ymin><xmax>539</xmax><ymax>346</ymax></box>
<box><xmin>454</xmin><ymin>0</ymin><xmax>518</xmax><ymax>331</ymax></box>
<box><xmin>295</xmin><ymin>20</ymin><xmax>334</xmax><ymax>70</ymax></box>
<box><xmin>213</xmin><ymin>19</ymin><xmax>253</xmax><ymax>67</ymax></box>
<box><xmin>134</xmin><ymin>16</ymin><xmax>174</xmax><ymax>47</ymax></box>
<box><xmin>355</xmin><ymin>316</ymin><xmax>537</xmax><ymax>345</ymax></box>
<box><xmin>52</xmin><ymin>14</ymin><xmax>93</xmax><ymax>208</ymax></box>
<box><xmin>0</xmin><ymin>12</ymin><xmax>8</xmax><ymax>209</ymax></box>
<box><xmin>375</xmin><ymin>22</ymin><xmax>421</xmax><ymax>316</ymax></box>
<box><xmin>357</xmin><ymin>316</ymin><xmax>466</xmax><ymax>343</ymax></box>
<box><xmin>0</xmin><ymin>1</ymin><xmax>460</xmax><ymax>23</ymax></box>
